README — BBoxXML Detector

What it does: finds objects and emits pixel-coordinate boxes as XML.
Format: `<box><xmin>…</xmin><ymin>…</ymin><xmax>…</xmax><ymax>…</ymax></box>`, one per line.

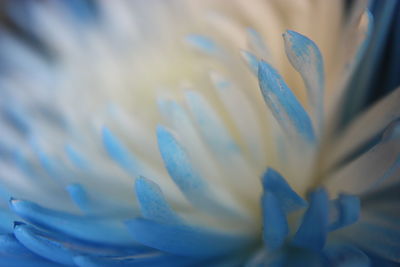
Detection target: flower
<box><xmin>0</xmin><ymin>0</ymin><xmax>399</xmax><ymax>266</ymax></box>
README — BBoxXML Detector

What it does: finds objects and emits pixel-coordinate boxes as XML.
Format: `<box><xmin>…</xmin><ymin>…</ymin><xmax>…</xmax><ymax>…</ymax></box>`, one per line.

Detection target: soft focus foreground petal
<box><xmin>283</xmin><ymin>30</ymin><xmax>324</xmax><ymax>129</ymax></box>
<box><xmin>74</xmin><ymin>252</ymin><xmax>196</xmax><ymax>267</ymax></box>
<box><xmin>13</xmin><ymin>222</ymin><xmax>165</xmax><ymax>266</ymax></box>
<box><xmin>14</xmin><ymin>222</ymin><xmax>76</xmax><ymax>265</ymax></box>
<box><xmin>261</xmin><ymin>191</ymin><xmax>288</xmax><ymax>250</ymax></box>
<box><xmin>292</xmin><ymin>188</ymin><xmax>329</xmax><ymax>250</ymax></box>
<box><xmin>75</xmin><ymin>250</ymin><xmax>249</xmax><ymax>267</ymax></box>
<box><xmin>323</xmin><ymin>244</ymin><xmax>370</xmax><ymax>267</ymax></box>
<box><xmin>0</xmin><ymin>233</ymin><xmax>57</xmax><ymax>267</ymax></box>
<box><xmin>9</xmin><ymin>199</ymin><xmax>139</xmax><ymax>246</ymax></box>
<box><xmin>126</xmin><ymin>218</ymin><xmax>255</xmax><ymax>258</ymax></box>
<box><xmin>258</xmin><ymin>60</ymin><xmax>315</xmax><ymax>143</ymax></box>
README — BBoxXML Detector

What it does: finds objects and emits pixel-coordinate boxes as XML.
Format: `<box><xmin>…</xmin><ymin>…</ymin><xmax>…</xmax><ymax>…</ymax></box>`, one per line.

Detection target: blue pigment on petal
<box><xmin>156</xmin><ymin>125</ymin><xmax>207</xmax><ymax>202</ymax></box>
<box><xmin>185</xmin><ymin>34</ymin><xmax>223</xmax><ymax>57</ymax></box>
<box><xmin>261</xmin><ymin>191</ymin><xmax>289</xmax><ymax>250</ymax></box>
<box><xmin>14</xmin><ymin>223</ymin><xmax>76</xmax><ymax>265</ymax></box>
<box><xmin>258</xmin><ymin>60</ymin><xmax>316</xmax><ymax>143</ymax></box>
<box><xmin>66</xmin><ymin>183</ymin><xmax>90</xmax><ymax>213</ymax></box>
<box><xmin>283</xmin><ymin>30</ymin><xmax>324</xmax><ymax>128</ymax></box>
<box><xmin>157</xmin><ymin>125</ymin><xmax>241</xmax><ymax>219</ymax></box>
<box><xmin>135</xmin><ymin>176</ymin><xmax>182</xmax><ymax>225</ymax></box>
<box><xmin>262</xmin><ymin>168</ymin><xmax>307</xmax><ymax>213</ymax></box>
<box><xmin>241</xmin><ymin>50</ymin><xmax>259</xmax><ymax>75</ymax></box>
<box><xmin>65</xmin><ymin>145</ymin><xmax>87</xmax><ymax>169</ymax></box>
<box><xmin>329</xmin><ymin>194</ymin><xmax>360</xmax><ymax>231</ymax></box>
<box><xmin>102</xmin><ymin>126</ymin><xmax>140</xmax><ymax>176</ymax></box>
<box><xmin>9</xmin><ymin>198</ymin><xmax>139</xmax><ymax>246</ymax></box>
<box><xmin>126</xmin><ymin>218</ymin><xmax>254</xmax><ymax>258</ymax></box>
<box><xmin>0</xmin><ymin>233</ymin><xmax>56</xmax><ymax>266</ymax></box>
<box><xmin>246</xmin><ymin>28</ymin><xmax>271</xmax><ymax>59</ymax></box>
<box><xmin>292</xmin><ymin>188</ymin><xmax>329</xmax><ymax>250</ymax></box>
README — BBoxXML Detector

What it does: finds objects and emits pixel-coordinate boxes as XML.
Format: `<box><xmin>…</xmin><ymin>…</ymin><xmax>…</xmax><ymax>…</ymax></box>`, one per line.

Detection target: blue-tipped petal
<box><xmin>261</xmin><ymin>192</ymin><xmax>289</xmax><ymax>250</ymax></box>
<box><xmin>126</xmin><ymin>218</ymin><xmax>254</xmax><ymax>258</ymax></box>
<box><xmin>65</xmin><ymin>145</ymin><xmax>87</xmax><ymax>169</ymax></box>
<box><xmin>283</xmin><ymin>30</ymin><xmax>324</xmax><ymax>127</ymax></box>
<box><xmin>9</xmin><ymin>199</ymin><xmax>139</xmax><ymax>246</ymax></box>
<box><xmin>156</xmin><ymin>126</ymin><xmax>206</xmax><ymax>200</ymax></box>
<box><xmin>292</xmin><ymin>188</ymin><xmax>329</xmax><ymax>250</ymax></box>
<box><xmin>14</xmin><ymin>223</ymin><xmax>75</xmax><ymax>266</ymax></box>
<box><xmin>262</xmin><ymin>168</ymin><xmax>307</xmax><ymax>213</ymax></box>
<box><xmin>34</xmin><ymin>148</ymin><xmax>60</xmax><ymax>178</ymax></box>
<box><xmin>185</xmin><ymin>34</ymin><xmax>223</xmax><ymax>57</ymax></box>
<box><xmin>324</xmin><ymin>244</ymin><xmax>370</xmax><ymax>267</ymax></box>
<box><xmin>135</xmin><ymin>177</ymin><xmax>182</xmax><ymax>225</ymax></box>
<box><xmin>329</xmin><ymin>194</ymin><xmax>360</xmax><ymax>231</ymax></box>
<box><xmin>102</xmin><ymin>127</ymin><xmax>139</xmax><ymax>176</ymax></box>
<box><xmin>0</xmin><ymin>234</ymin><xmax>56</xmax><ymax>267</ymax></box>
<box><xmin>66</xmin><ymin>183</ymin><xmax>89</xmax><ymax>213</ymax></box>
<box><xmin>258</xmin><ymin>60</ymin><xmax>316</xmax><ymax>143</ymax></box>
<box><xmin>156</xmin><ymin>126</ymin><xmax>234</xmax><ymax>216</ymax></box>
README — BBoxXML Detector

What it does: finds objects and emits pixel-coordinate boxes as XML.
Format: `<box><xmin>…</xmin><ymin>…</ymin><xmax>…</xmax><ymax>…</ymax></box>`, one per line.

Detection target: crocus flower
<box><xmin>0</xmin><ymin>0</ymin><xmax>399</xmax><ymax>266</ymax></box>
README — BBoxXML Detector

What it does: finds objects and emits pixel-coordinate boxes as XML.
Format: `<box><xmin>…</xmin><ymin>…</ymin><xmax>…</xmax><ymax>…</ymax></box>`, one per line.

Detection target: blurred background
<box><xmin>0</xmin><ymin>0</ymin><xmax>399</xmax><ymax>124</ymax></box>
